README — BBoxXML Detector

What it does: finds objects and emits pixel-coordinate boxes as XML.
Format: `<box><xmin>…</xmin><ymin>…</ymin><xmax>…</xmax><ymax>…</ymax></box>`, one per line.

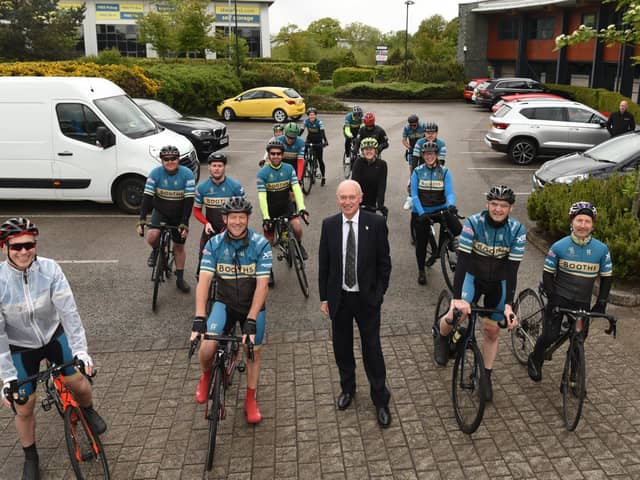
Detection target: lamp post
<box><xmin>404</xmin><ymin>0</ymin><xmax>414</xmax><ymax>82</ymax></box>
<box><xmin>233</xmin><ymin>0</ymin><xmax>240</xmax><ymax>77</ymax></box>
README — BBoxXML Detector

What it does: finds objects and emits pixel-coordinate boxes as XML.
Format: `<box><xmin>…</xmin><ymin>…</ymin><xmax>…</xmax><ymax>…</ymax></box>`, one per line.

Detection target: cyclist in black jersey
<box><xmin>351</xmin><ymin>138</ymin><xmax>388</xmax><ymax>218</ymax></box>
<box><xmin>354</xmin><ymin>112</ymin><xmax>389</xmax><ymax>156</ymax></box>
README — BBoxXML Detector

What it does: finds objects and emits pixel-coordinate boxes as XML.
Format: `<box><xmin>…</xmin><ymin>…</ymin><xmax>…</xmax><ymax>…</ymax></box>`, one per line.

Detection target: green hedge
<box><xmin>240</xmin><ymin>63</ymin><xmax>319</xmax><ymax>93</ymax></box>
<box><xmin>332</xmin><ymin>67</ymin><xmax>375</xmax><ymax>88</ymax></box>
<box><xmin>305</xmin><ymin>94</ymin><xmax>349</xmax><ymax>113</ymax></box>
<box><xmin>528</xmin><ymin>172</ymin><xmax>640</xmax><ymax>281</ymax></box>
<box><xmin>406</xmin><ymin>60</ymin><xmax>466</xmax><ymax>84</ymax></box>
<box><xmin>334</xmin><ymin>81</ymin><xmax>462</xmax><ymax>100</ymax></box>
<box><xmin>545</xmin><ymin>83</ymin><xmax>640</xmax><ymax>118</ymax></box>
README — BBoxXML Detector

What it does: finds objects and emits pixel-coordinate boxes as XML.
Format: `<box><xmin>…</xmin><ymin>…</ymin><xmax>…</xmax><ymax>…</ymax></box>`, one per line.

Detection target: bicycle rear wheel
<box><xmin>439</xmin><ymin>236</ymin><xmax>457</xmax><ymax>292</ymax></box>
<box><xmin>425</xmin><ymin>226</ymin><xmax>439</xmax><ymax>268</ymax></box>
<box><xmin>151</xmin><ymin>247</ymin><xmax>166</xmax><ymax>312</ymax></box>
<box><xmin>511</xmin><ymin>288</ymin><xmax>544</xmax><ymax>365</ymax></box>
<box><xmin>205</xmin><ymin>364</ymin><xmax>224</xmax><ymax>471</ymax></box>
<box><xmin>64</xmin><ymin>406</ymin><xmax>110</xmax><ymax>479</ymax></box>
<box><xmin>302</xmin><ymin>159</ymin><xmax>313</xmax><ymax>195</ymax></box>
<box><xmin>342</xmin><ymin>151</ymin><xmax>352</xmax><ymax>178</ymax></box>
<box><xmin>289</xmin><ymin>238</ymin><xmax>309</xmax><ymax>298</ymax></box>
<box><xmin>452</xmin><ymin>340</ymin><xmax>487</xmax><ymax>434</ymax></box>
<box><xmin>562</xmin><ymin>339</ymin><xmax>585</xmax><ymax>431</ymax></box>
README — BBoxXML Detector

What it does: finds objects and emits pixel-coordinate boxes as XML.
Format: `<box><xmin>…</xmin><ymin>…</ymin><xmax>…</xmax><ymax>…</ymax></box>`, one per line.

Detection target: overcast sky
<box><xmin>268</xmin><ymin>1</ymin><xmax>472</xmax><ymax>36</ymax></box>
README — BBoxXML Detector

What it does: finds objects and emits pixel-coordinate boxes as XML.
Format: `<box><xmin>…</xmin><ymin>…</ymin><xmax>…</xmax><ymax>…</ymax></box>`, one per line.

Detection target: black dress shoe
<box><xmin>377</xmin><ymin>406</ymin><xmax>391</xmax><ymax>428</ymax></box>
<box><xmin>336</xmin><ymin>392</ymin><xmax>353</xmax><ymax>410</ymax></box>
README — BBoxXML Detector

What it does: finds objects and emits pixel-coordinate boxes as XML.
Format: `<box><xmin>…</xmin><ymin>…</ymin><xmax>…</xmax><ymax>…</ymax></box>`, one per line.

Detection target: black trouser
<box><xmin>310</xmin><ymin>143</ymin><xmax>325</xmax><ymax>176</ymax></box>
<box><xmin>331</xmin><ymin>290</ymin><xmax>390</xmax><ymax>407</ymax></box>
<box><xmin>411</xmin><ymin>210</ymin><xmax>462</xmax><ymax>269</ymax></box>
<box><xmin>530</xmin><ymin>297</ymin><xmax>590</xmax><ymax>369</ymax></box>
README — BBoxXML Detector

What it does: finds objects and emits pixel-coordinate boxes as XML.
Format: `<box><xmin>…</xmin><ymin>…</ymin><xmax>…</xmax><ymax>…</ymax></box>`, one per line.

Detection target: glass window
<box><xmin>240</xmin><ymin>90</ymin><xmax>263</xmax><ymax>100</ymax></box>
<box><xmin>567</xmin><ymin>107</ymin><xmax>596</xmax><ymax>124</ymax></box>
<box><xmin>284</xmin><ymin>88</ymin><xmax>301</xmax><ymax>98</ymax></box>
<box><xmin>94</xmin><ymin>95</ymin><xmax>158</xmax><ymax>139</ymax></box>
<box><xmin>262</xmin><ymin>91</ymin><xmax>281</xmax><ymax>99</ymax></box>
<box><xmin>582</xmin><ymin>13</ymin><xmax>596</xmax><ymax>28</ymax></box>
<box><xmin>138</xmin><ymin>101</ymin><xmax>180</xmax><ymax>121</ymax></box>
<box><xmin>96</xmin><ymin>24</ymin><xmax>146</xmax><ymax>57</ymax></box>
<box><xmin>531</xmin><ymin>107</ymin><xmax>565</xmax><ymax>121</ymax></box>
<box><xmin>498</xmin><ymin>19</ymin><xmax>518</xmax><ymax>40</ymax></box>
<box><xmin>56</xmin><ymin>104</ymin><xmax>106</xmax><ymax>145</ymax></box>
<box><xmin>528</xmin><ymin>17</ymin><xmax>555</xmax><ymax>40</ymax></box>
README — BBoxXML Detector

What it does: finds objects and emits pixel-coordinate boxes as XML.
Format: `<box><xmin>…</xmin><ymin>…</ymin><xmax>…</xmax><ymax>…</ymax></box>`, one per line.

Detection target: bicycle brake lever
<box><xmin>188</xmin><ymin>336</ymin><xmax>201</xmax><ymax>360</ymax></box>
<box><xmin>247</xmin><ymin>341</ymin><xmax>254</xmax><ymax>362</ymax></box>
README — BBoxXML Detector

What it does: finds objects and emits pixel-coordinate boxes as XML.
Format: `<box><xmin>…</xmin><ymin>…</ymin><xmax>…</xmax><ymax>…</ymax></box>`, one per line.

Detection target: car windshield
<box><xmin>140</xmin><ymin>101</ymin><xmax>180</xmax><ymax>121</ymax></box>
<box><xmin>587</xmin><ymin>133</ymin><xmax>640</xmax><ymax>163</ymax></box>
<box><xmin>94</xmin><ymin>95</ymin><xmax>158</xmax><ymax>139</ymax></box>
<box><xmin>284</xmin><ymin>88</ymin><xmax>301</xmax><ymax>98</ymax></box>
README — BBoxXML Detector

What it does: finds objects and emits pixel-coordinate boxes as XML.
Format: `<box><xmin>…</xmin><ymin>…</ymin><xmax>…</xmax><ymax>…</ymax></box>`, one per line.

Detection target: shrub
<box><xmin>332</xmin><ymin>67</ymin><xmax>375</xmax><ymax>88</ymax></box>
<box><xmin>545</xmin><ymin>83</ymin><xmax>640</xmax><ymax>118</ymax></box>
<box><xmin>78</xmin><ymin>48</ymin><xmax>131</xmax><ymax>66</ymax></box>
<box><xmin>334</xmin><ymin>81</ymin><xmax>462</xmax><ymax>100</ymax></box>
<box><xmin>317</xmin><ymin>57</ymin><xmax>342</xmax><ymax>80</ymax></box>
<box><xmin>527</xmin><ymin>172</ymin><xmax>640</xmax><ymax>281</ymax></box>
<box><xmin>406</xmin><ymin>60</ymin><xmax>466</xmax><ymax>84</ymax></box>
<box><xmin>240</xmin><ymin>63</ymin><xmax>319</xmax><ymax>93</ymax></box>
<box><xmin>304</xmin><ymin>94</ymin><xmax>349</xmax><ymax>113</ymax></box>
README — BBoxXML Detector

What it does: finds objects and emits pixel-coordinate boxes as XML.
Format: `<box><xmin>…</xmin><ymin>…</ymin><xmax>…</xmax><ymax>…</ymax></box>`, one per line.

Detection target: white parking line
<box><xmin>223</xmin><ymin>150</ymin><xmax>259</xmax><ymax>153</ymax></box>
<box><xmin>28</xmin><ymin>215</ymin><xmax>131</xmax><ymax>218</ymax></box>
<box><xmin>468</xmin><ymin>167</ymin><xmax>537</xmax><ymax>171</ymax></box>
<box><xmin>57</xmin><ymin>260</ymin><xmax>119</xmax><ymax>264</ymax></box>
<box><xmin>459</xmin><ymin>151</ymin><xmax>502</xmax><ymax>155</ymax></box>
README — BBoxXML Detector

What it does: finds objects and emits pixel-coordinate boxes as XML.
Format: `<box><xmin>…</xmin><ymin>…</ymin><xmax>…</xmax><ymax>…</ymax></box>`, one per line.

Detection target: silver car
<box><xmin>484</xmin><ymin>100</ymin><xmax>609</xmax><ymax>165</ymax></box>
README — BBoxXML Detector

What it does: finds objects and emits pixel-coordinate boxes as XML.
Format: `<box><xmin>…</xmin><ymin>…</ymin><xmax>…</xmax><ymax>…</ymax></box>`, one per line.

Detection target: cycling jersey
<box><xmin>402</xmin><ymin>121</ymin><xmax>427</xmax><ymax>148</ymax></box>
<box><xmin>410</xmin><ymin>164</ymin><xmax>455</xmax><ymax>215</ymax></box>
<box><xmin>301</xmin><ymin>118</ymin><xmax>327</xmax><ymax>145</ymax></box>
<box><xmin>354</xmin><ymin>125</ymin><xmax>389</xmax><ymax>153</ymax></box>
<box><xmin>343</xmin><ymin>112</ymin><xmax>362</xmax><ymax>136</ymax></box>
<box><xmin>276</xmin><ymin>134</ymin><xmax>305</xmax><ymax>180</ymax></box>
<box><xmin>0</xmin><ymin>257</ymin><xmax>88</xmax><ymax>382</ymax></box>
<box><xmin>543</xmin><ymin>234</ymin><xmax>612</xmax><ymax>304</ymax></box>
<box><xmin>256</xmin><ymin>162</ymin><xmax>305</xmax><ymax>220</ymax></box>
<box><xmin>200</xmin><ymin>229</ymin><xmax>272</xmax><ymax>314</ymax></box>
<box><xmin>193</xmin><ymin>176</ymin><xmax>245</xmax><ymax>233</ymax></box>
<box><xmin>140</xmin><ymin>165</ymin><xmax>196</xmax><ymax>224</ymax></box>
<box><xmin>351</xmin><ymin>156</ymin><xmax>387</xmax><ymax>210</ymax></box>
<box><xmin>413</xmin><ymin>137</ymin><xmax>447</xmax><ymax>162</ymax></box>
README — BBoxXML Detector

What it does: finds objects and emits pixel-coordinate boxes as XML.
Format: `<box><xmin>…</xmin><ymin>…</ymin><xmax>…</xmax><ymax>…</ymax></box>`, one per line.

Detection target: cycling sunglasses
<box><xmin>8</xmin><ymin>241</ymin><xmax>37</xmax><ymax>251</ymax></box>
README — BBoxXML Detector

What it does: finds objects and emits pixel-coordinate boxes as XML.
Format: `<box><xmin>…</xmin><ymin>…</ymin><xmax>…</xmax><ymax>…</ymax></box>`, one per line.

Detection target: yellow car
<box><xmin>217</xmin><ymin>86</ymin><xmax>305</xmax><ymax>123</ymax></box>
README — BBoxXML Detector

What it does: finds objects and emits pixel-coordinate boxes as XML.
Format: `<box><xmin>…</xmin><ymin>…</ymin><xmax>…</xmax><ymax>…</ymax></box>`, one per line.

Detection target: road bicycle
<box><xmin>301</xmin><ymin>142</ymin><xmax>322</xmax><ymax>195</ymax></box>
<box><xmin>271</xmin><ymin>214</ymin><xmax>309</xmax><ymax>298</ymax></box>
<box><xmin>189</xmin><ymin>331</ymin><xmax>252</xmax><ymax>472</ymax></box>
<box><xmin>148</xmin><ymin>223</ymin><xmax>178</xmax><ymax>312</ymax></box>
<box><xmin>434</xmin><ymin>289</ymin><xmax>508</xmax><ymax>434</ymax></box>
<box><xmin>510</xmin><ymin>287</ymin><xmax>545</xmax><ymax>365</ymax></box>
<box><xmin>342</xmin><ymin>138</ymin><xmax>358</xmax><ymax>179</ymax></box>
<box><xmin>7</xmin><ymin>357</ymin><xmax>110</xmax><ymax>479</ymax></box>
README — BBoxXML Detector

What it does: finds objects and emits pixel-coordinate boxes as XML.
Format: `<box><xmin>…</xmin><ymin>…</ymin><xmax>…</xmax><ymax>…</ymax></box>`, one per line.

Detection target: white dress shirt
<box><xmin>342</xmin><ymin>210</ymin><xmax>360</xmax><ymax>291</ymax></box>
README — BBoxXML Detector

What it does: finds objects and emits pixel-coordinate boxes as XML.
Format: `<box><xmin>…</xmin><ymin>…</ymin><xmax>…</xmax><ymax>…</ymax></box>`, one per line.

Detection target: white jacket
<box><xmin>0</xmin><ymin>257</ymin><xmax>88</xmax><ymax>382</ymax></box>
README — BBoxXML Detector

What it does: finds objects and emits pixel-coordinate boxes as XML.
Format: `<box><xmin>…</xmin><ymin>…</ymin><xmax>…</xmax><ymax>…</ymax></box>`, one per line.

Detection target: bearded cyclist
<box><xmin>354</xmin><ymin>112</ymin><xmax>389</xmax><ymax>156</ymax></box>
<box><xmin>276</xmin><ymin>122</ymin><xmax>306</xmax><ymax>181</ymax></box>
<box><xmin>344</xmin><ymin>105</ymin><xmax>363</xmax><ymax>158</ymax></box>
<box><xmin>351</xmin><ymin>137</ymin><xmax>388</xmax><ymax>218</ymax></box>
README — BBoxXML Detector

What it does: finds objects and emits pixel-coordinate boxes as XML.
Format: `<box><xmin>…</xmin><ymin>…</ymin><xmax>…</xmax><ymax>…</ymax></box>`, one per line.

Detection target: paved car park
<box><xmin>0</xmin><ymin>102</ymin><xmax>638</xmax><ymax>479</ymax></box>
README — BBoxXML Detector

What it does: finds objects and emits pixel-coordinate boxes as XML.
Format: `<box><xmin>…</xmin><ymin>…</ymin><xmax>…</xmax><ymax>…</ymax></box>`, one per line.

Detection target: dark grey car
<box><xmin>475</xmin><ymin>77</ymin><xmax>544</xmax><ymax>108</ymax></box>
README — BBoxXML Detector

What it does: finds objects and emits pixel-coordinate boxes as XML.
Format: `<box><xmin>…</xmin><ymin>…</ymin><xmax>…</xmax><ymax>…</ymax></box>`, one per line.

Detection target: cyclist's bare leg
<box><xmin>438</xmin><ymin>302</ymin><xmax>467</xmax><ymax>336</ymax></box>
<box><xmin>290</xmin><ymin>217</ymin><xmax>304</xmax><ymax>243</ymax></box>
<box><xmin>146</xmin><ymin>229</ymin><xmax>160</xmax><ymax>248</ymax></box>
<box><xmin>198</xmin><ymin>339</ymin><xmax>219</xmax><ymax>372</ymax></box>
<box><xmin>245</xmin><ymin>345</ymin><xmax>261</xmax><ymax>390</ymax></box>
<box><xmin>482</xmin><ymin>319</ymin><xmax>500</xmax><ymax>369</ymax></box>
<box><xmin>173</xmin><ymin>243</ymin><xmax>186</xmax><ymax>270</ymax></box>
<box><xmin>14</xmin><ymin>395</ymin><xmax>37</xmax><ymax>447</ymax></box>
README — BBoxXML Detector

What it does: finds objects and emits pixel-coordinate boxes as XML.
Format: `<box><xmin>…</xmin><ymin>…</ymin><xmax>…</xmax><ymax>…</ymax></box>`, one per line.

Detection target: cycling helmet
<box><xmin>0</xmin><ymin>217</ymin><xmax>39</xmax><ymax>247</ymax></box>
<box><xmin>425</xmin><ymin>122</ymin><xmax>438</xmax><ymax>133</ymax></box>
<box><xmin>306</xmin><ymin>107</ymin><xmax>317</xmax><ymax>115</ymax></box>
<box><xmin>486</xmin><ymin>185</ymin><xmax>516</xmax><ymax>204</ymax></box>
<box><xmin>569</xmin><ymin>201</ymin><xmax>597</xmax><ymax>221</ymax></box>
<box><xmin>273</xmin><ymin>123</ymin><xmax>284</xmax><ymax>133</ymax></box>
<box><xmin>284</xmin><ymin>122</ymin><xmax>298</xmax><ymax>139</ymax></box>
<box><xmin>352</xmin><ymin>105</ymin><xmax>363</xmax><ymax>114</ymax></box>
<box><xmin>159</xmin><ymin>145</ymin><xmax>180</xmax><ymax>159</ymax></box>
<box><xmin>221</xmin><ymin>197</ymin><xmax>252</xmax><ymax>215</ymax></box>
<box><xmin>363</xmin><ymin>112</ymin><xmax>376</xmax><ymax>127</ymax></box>
<box><xmin>420</xmin><ymin>141</ymin><xmax>440</xmax><ymax>154</ymax></box>
<box><xmin>266</xmin><ymin>139</ymin><xmax>285</xmax><ymax>152</ymax></box>
<box><xmin>408</xmin><ymin>114</ymin><xmax>419</xmax><ymax>124</ymax></box>
<box><xmin>360</xmin><ymin>137</ymin><xmax>379</xmax><ymax>151</ymax></box>
<box><xmin>207</xmin><ymin>152</ymin><xmax>227</xmax><ymax>164</ymax></box>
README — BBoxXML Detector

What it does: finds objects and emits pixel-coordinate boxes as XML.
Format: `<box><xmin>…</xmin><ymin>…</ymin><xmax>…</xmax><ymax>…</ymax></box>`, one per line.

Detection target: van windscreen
<box><xmin>94</xmin><ymin>95</ymin><xmax>158</xmax><ymax>139</ymax></box>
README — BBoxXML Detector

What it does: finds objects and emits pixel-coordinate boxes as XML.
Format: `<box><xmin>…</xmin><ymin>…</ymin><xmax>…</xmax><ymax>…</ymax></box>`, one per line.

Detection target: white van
<box><xmin>0</xmin><ymin>76</ymin><xmax>198</xmax><ymax>213</ymax></box>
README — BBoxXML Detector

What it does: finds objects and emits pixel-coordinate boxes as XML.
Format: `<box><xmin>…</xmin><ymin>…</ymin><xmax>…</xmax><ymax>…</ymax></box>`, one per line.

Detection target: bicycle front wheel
<box><xmin>302</xmin><ymin>160</ymin><xmax>313</xmax><ymax>195</ymax></box>
<box><xmin>511</xmin><ymin>288</ymin><xmax>544</xmax><ymax>365</ymax></box>
<box><xmin>151</xmin><ymin>248</ymin><xmax>166</xmax><ymax>312</ymax></box>
<box><xmin>439</xmin><ymin>236</ymin><xmax>456</xmax><ymax>292</ymax></box>
<box><xmin>205</xmin><ymin>364</ymin><xmax>225</xmax><ymax>471</ymax></box>
<box><xmin>64</xmin><ymin>406</ymin><xmax>110</xmax><ymax>479</ymax></box>
<box><xmin>289</xmin><ymin>238</ymin><xmax>309</xmax><ymax>298</ymax></box>
<box><xmin>452</xmin><ymin>340</ymin><xmax>487</xmax><ymax>434</ymax></box>
<box><xmin>342</xmin><ymin>151</ymin><xmax>352</xmax><ymax>179</ymax></box>
<box><xmin>562</xmin><ymin>339</ymin><xmax>586</xmax><ymax>431</ymax></box>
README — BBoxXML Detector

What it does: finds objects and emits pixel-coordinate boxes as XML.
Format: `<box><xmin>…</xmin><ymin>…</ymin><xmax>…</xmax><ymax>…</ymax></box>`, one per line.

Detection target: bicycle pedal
<box><xmin>237</xmin><ymin>360</ymin><xmax>246</xmax><ymax>373</ymax></box>
<box><xmin>41</xmin><ymin>399</ymin><xmax>52</xmax><ymax>411</ymax></box>
<box><xmin>80</xmin><ymin>451</ymin><xmax>96</xmax><ymax>462</ymax></box>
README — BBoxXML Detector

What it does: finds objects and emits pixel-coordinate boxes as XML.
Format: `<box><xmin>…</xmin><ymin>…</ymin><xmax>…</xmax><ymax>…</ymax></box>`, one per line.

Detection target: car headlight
<box><xmin>191</xmin><ymin>129</ymin><xmax>211</xmax><ymax>137</ymax></box>
<box><xmin>555</xmin><ymin>173</ymin><xmax>588</xmax><ymax>184</ymax></box>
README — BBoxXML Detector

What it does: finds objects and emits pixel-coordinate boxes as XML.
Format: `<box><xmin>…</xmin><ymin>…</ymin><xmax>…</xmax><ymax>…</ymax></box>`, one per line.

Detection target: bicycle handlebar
<box><xmin>453</xmin><ymin>306</ymin><xmax>513</xmax><ymax>329</ymax></box>
<box><xmin>553</xmin><ymin>307</ymin><xmax>617</xmax><ymax>338</ymax></box>
<box><xmin>188</xmin><ymin>333</ymin><xmax>255</xmax><ymax>361</ymax></box>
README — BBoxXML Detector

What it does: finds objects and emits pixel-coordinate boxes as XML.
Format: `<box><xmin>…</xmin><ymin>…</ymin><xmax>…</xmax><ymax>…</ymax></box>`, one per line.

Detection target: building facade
<box><xmin>458</xmin><ymin>0</ymin><xmax>639</xmax><ymax>100</ymax></box>
<box><xmin>59</xmin><ymin>0</ymin><xmax>274</xmax><ymax>58</ymax></box>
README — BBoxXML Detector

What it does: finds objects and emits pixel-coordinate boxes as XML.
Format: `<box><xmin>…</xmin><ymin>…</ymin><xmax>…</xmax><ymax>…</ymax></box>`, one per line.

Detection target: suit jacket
<box><xmin>318</xmin><ymin>209</ymin><xmax>392</xmax><ymax>318</ymax></box>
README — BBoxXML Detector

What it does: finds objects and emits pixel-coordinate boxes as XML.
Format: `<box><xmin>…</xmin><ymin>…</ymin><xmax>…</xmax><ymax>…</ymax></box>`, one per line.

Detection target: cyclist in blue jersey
<box><xmin>136</xmin><ymin>145</ymin><xmax>196</xmax><ymax>293</ymax></box>
<box><xmin>410</xmin><ymin>141</ymin><xmax>461</xmax><ymax>285</ymax></box>
<box><xmin>191</xmin><ymin>197</ymin><xmax>271</xmax><ymax>424</ymax></box>
<box><xmin>344</xmin><ymin>105</ymin><xmax>363</xmax><ymax>158</ymax></box>
<box><xmin>354</xmin><ymin>112</ymin><xmax>389</xmax><ymax>156</ymax></box>
<box><xmin>434</xmin><ymin>186</ymin><xmax>524</xmax><ymax>401</ymax></box>
<box><xmin>276</xmin><ymin>122</ymin><xmax>306</xmax><ymax>181</ymax></box>
<box><xmin>193</xmin><ymin>153</ymin><xmax>245</xmax><ymax>272</ymax></box>
<box><xmin>402</xmin><ymin>114</ymin><xmax>427</xmax><ymax>167</ymax></box>
<box><xmin>412</xmin><ymin>122</ymin><xmax>447</xmax><ymax>170</ymax></box>
<box><xmin>300</xmin><ymin>108</ymin><xmax>329</xmax><ymax>186</ymax></box>
<box><xmin>528</xmin><ymin>201</ymin><xmax>613</xmax><ymax>383</ymax></box>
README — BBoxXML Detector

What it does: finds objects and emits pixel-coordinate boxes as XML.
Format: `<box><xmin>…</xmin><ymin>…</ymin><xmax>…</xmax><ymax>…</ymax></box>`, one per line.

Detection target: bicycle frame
<box><xmin>544</xmin><ymin>307</ymin><xmax>616</xmax><ymax>359</ymax></box>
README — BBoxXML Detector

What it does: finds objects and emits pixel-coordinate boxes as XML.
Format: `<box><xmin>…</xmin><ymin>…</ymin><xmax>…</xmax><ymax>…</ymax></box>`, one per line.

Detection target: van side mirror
<box><xmin>96</xmin><ymin>126</ymin><xmax>115</xmax><ymax>149</ymax></box>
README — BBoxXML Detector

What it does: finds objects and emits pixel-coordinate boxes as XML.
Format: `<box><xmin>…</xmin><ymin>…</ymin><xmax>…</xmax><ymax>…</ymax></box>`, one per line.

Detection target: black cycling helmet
<box><xmin>352</xmin><ymin>105</ymin><xmax>363</xmax><ymax>114</ymax></box>
<box><xmin>207</xmin><ymin>152</ymin><xmax>227</xmax><ymax>164</ymax></box>
<box><xmin>159</xmin><ymin>145</ymin><xmax>180</xmax><ymax>159</ymax></box>
<box><xmin>284</xmin><ymin>122</ymin><xmax>298</xmax><ymax>139</ymax></box>
<box><xmin>420</xmin><ymin>141</ymin><xmax>440</xmax><ymax>154</ymax></box>
<box><xmin>408</xmin><ymin>114</ymin><xmax>419</xmax><ymax>124</ymax></box>
<box><xmin>425</xmin><ymin>122</ymin><xmax>438</xmax><ymax>133</ymax></box>
<box><xmin>486</xmin><ymin>185</ymin><xmax>516</xmax><ymax>204</ymax></box>
<box><xmin>273</xmin><ymin>123</ymin><xmax>284</xmax><ymax>132</ymax></box>
<box><xmin>569</xmin><ymin>201</ymin><xmax>597</xmax><ymax>221</ymax></box>
<box><xmin>221</xmin><ymin>197</ymin><xmax>252</xmax><ymax>215</ymax></box>
<box><xmin>0</xmin><ymin>217</ymin><xmax>39</xmax><ymax>247</ymax></box>
<box><xmin>306</xmin><ymin>107</ymin><xmax>317</xmax><ymax>115</ymax></box>
<box><xmin>266</xmin><ymin>139</ymin><xmax>285</xmax><ymax>152</ymax></box>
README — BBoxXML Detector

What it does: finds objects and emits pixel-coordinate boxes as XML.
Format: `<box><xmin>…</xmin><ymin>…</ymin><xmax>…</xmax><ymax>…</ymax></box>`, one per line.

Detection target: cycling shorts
<box><xmin>207</xmin><ymin>302</ymin><xmax>266</xmax><ymax>345</ymax></box>
<box><xmin>461</xmin><ymin>274</ymin><xmax>506</xmax><ymax>323</ymax></box>
<box><xmin>10</xmin><ymin>326</ymin><xmax>76</xmax><ymax>399</ymax></box>
<box><xmin>150</xmin><ymin>210</ymin><xmax>186</xmax><ymax>245</ymax></box>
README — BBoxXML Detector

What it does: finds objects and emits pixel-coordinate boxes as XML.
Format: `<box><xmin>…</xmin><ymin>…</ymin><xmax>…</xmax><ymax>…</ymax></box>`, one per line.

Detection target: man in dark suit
<box><xmin>318</xmin><ymin>179</ymin><xmax>392</xmax><ymax>427</ymax></box>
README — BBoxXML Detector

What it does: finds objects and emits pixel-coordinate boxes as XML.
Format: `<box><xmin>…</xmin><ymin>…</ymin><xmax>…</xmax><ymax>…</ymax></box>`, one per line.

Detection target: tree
<box><xmin>174</xmin><ymin>0</ymin><xmax>216</xmax><ymax>58</ymax></box>
<box><xmin>0</xmin><ymin>0</ymin><xmax>85</xmax><ymax>60</ymax></box>
<box><xmin>288</xmin><ymin>32</ymin><xmax>321</xmax><ymax>62</ymax></box>
<box><xmin>273</xmin><ymin>24</ymin><xmax>301</xmax><ymax>46</ymax></box>
<box><xmin>307</xmin><ymin>17</ymin><xmax>342</xmax><ymax>48</ymax></box>
<box><xmin>413</xmin><ymin>15</ymin><xmax>457</xmax><ymax>62</ymax></box>
<box><xmin>138</xmin><ymin>12</ymin><xmax>176</xmax><ymax>59</ymax></box>
<box><xmin>343</xmin><ymin>22</ymin><xmax>382</xmax><ymax>48</ymax></box>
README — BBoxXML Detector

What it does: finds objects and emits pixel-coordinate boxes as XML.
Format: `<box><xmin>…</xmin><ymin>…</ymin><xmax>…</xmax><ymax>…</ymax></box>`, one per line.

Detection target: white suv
<box><xmin>484</xmin><ymin>100</ymin><xmax>609</xmax><ymax>165</ymax></box>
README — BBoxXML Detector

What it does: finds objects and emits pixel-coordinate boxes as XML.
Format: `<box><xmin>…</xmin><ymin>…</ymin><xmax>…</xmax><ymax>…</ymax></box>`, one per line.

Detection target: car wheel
<box><xmin>113</xmin><ymin>176</ymin><xmax>145</xmax><ymax>214</ymax></box>
<box><xmin>222</xmin><ymin>108</ymin><xmax>235</xmax><ymax>121</ymax></box>
<box><xmin>273</xmin><ymin>109</ymin><xmax>287</xmax><ymax>123</ymax></box>
<box><xmin>509</xmin><ymin>138</ymin><xmax>537</xmax><ymax>165</ymax></box>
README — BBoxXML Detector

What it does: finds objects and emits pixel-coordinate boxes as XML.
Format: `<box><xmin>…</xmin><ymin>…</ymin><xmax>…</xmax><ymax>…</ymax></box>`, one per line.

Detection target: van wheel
<box><xmin>114</xmin><ymin>177</ymin><xmax>145</xmax><ymax>214</ymax></box>
<box><xmin>222</xmin><ymin>108</ymin><xmax>235</xmax><ymax>121</ymax></box>
<box><xmin>509</xmin><ymin>138</ymin><xmax>537</xmax><ymax>165</ymax></box>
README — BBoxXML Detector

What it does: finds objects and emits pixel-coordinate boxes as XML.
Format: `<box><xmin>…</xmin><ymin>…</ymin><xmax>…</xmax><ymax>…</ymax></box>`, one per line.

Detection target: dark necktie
<box><xmin>345</xmin><ymin>220</ymin><xmax>356</xmax><ymax>288</ymax></box>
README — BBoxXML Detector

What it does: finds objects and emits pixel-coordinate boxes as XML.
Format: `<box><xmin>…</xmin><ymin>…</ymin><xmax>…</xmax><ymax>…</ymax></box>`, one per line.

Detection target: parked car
<box><xmin>475</xmin><ymin>77</ymin><xmax>545</xmax><ymax>109</ymax></box>
<box><xmin>217</xmin><ymin>86</ymin><xmax>305</xmax><ymax>123</ymax></box>
<box><xmin>491</xmin><ymin>93</ymin><xmax>567</xmax><ymax>113</ymax></box>
<box><xmin>532</xmin><ymin>131</ymin><xmax>640</xmax><ymax>188</ymax></box>
<box><xmin>471</xmin><ymin>80</ymin><xmax>491</xmax><ymax>103</ymax></box>
<box><xmin>464</xmin><ymin>77</ymin><xmax>489</xmax><ymax>103</ymax></box>
<box><xmin>485</xmin><ymin>100</ymin><xmax>609</xmax><ymax>165</ymax></box>
<box><xmin>134</xmin><ymin>98</ymin><xmax>228</xmax><ymax>162</ymax></box>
